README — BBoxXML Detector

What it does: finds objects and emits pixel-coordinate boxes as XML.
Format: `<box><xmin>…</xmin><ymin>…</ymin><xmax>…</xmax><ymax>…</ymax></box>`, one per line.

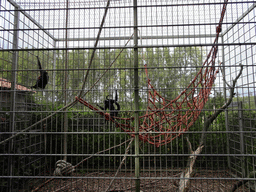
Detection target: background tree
<box><xmin>1</xmin><ymin>46</ymin><xmax>205</xmax><ymax>112</ymax></box>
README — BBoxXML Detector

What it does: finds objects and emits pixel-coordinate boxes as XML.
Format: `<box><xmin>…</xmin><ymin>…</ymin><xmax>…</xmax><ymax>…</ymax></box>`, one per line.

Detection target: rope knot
<box><xmin>53</xmin><ymin>160</ymin><xmax>75</xmax><ymax>176</ymax></box>
<box><xmin>216</xmin><ymin>26</ymin><xmax>222</xmax><ymax>33</ymax></box>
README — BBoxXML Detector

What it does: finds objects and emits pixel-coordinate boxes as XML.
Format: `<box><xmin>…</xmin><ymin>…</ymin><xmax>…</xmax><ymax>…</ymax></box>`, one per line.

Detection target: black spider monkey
<box><xmin>31</xmin><ymin>56</ymin><xmax>49</xmax><ymax>89</ymax></box>
<box><xmin>97</xmin><ymin>90</ymin><xmax>120</xmax><ymax>118</ymax></box>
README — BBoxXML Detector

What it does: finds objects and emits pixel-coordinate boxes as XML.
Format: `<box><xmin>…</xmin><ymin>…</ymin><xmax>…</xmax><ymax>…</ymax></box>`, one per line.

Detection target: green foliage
<box><xmin>0</xmin><ymin>51</ymin><xmax>13</xmax><ymax>80</ymax></box>
<box><xmin>3</xmin><ymin>46</ymin><xmax>253</xmax><ymax>172</ymax></box>
<box><xmin>0</xmin><ymin>46</ymin><xmax>205</xmax><ymax>106</ymax></box>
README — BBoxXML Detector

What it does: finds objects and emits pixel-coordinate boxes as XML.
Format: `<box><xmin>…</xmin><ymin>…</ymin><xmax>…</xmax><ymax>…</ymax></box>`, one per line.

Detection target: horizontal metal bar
<box><xmin>1</xmin><ymin>42</ymin><xmax>255</xmax><ymax>52</ymax></box>
<box><xmin>1</xmin><ymin>131</ymin><xmax>256</xmax><ymax>135</ymax></box>
<box><xmin>0</xmin><ymin>106</ymin><xmax>223</xmax><ymax>110</ymax></box>
<box><xmin>56</xmin><ymin>34</ymin><xmax>217</xmax><ymax>42</ymax></box>
<box><xmin>1</xmin><ymin>64</ymin><xmax>250</xmax><ymax>72</ymax></box>
<box><xmin>1</xmin><ymin>175</ymin><xmax>254</xmax><ymax>180</ymax></box>
<box><xmin>1</xmin><ymin>22</ymin><xmax>255</xmax><ymax>33</ymax></box>
<box><xmin>2</xmin><ymin>1</ymin><xmax>254</xmax><ymax>12</ymax></box>
<box><xmin>1</xmin><ymin>153</ymin><xmax>255</xmax><ymax>157</ymax></box>
<box><xmin>1</xmin><ymin>107</ymin><xmax>256</xmax><ymax>113</ymax></box>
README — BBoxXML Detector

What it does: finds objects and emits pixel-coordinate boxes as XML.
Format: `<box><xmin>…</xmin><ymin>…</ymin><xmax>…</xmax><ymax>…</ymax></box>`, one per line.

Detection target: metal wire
<box><xmin>0</xmin><ymin>0</ymin><xmax>256</xmax><ymax>191</ymax></box>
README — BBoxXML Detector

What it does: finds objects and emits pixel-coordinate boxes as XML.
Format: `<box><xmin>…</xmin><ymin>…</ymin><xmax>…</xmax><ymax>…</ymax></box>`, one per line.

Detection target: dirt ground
<box><xmin>32</xmin><ymin>170</ymin><xmax>252</xmax><ymax>192</ymax></box>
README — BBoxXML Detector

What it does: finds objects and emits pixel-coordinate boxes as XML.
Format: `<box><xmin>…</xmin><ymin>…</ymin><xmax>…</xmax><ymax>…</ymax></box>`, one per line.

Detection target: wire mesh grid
<box><xmin>0</xmin><ymin>0</ymin><xmax>256</xmax><ymax>191</ymax></box>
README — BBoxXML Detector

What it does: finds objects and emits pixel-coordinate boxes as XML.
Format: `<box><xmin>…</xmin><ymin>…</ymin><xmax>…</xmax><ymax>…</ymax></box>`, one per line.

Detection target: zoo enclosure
<box><xmin>0</xmin><ymin>0</ymin><xmax>256</xmax><ymax>191</ymax></box>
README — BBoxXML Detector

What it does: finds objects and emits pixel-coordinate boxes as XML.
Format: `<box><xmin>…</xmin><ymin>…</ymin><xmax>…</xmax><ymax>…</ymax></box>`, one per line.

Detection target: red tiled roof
<box><xmin>0</xmin><ymin>78</ymin><xmax>33</xmax><ymax>92</ymax></box>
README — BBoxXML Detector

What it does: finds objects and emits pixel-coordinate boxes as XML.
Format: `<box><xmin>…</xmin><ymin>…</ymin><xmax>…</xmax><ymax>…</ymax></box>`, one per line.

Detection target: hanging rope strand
<box><xmin>1</xmin><ymin>1</ymin><xmax>229</xmax><ymax>148</ymax></box>
<box><xmin>80</xmin><ymin>33</ymin><xmax>134</xmax><ymax>99</ymax></box>
<box><xmin>77</xmin><ymin>0</ymin><xmax>229</xmax><ymax>147</ymax></box>
<box><xmin>77</xmin><ymin>0</ymin><xmax>111</xmax><ymax>98</ymax></box>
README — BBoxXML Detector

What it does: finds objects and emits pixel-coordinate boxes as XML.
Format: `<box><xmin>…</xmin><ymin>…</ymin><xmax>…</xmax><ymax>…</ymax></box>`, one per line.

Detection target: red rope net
<box><xmin>76</xmin><ymin>1</ymin><xmax>228</xmax><ymax>147</ymax></box>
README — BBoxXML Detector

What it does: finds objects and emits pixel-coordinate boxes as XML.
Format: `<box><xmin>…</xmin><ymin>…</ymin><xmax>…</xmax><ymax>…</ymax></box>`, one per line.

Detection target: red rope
<box><xmin>76</xmin><ymin>0</ymin><xmax>228</xmax><ymax>147</ymax></box>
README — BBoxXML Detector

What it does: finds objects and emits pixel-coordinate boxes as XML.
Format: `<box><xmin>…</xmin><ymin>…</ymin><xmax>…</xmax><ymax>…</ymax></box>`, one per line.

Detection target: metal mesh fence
<box><xmin>0</xmin><ymin>0</ymin><xmax>255</xmax><ymax>191</ymax></box>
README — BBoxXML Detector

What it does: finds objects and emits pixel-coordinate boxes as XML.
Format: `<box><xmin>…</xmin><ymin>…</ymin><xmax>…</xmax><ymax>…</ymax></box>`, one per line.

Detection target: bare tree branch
<box><xmin>179</xmin><ymin>137</ymin><xmax>204</xmax><ymax>192</ymax></box>
<box><xmin>199</xmin><ymin>64</ymin><xmax>243</xmax><ymax>146</ymax></box>
<box><xmin>179</xmin><ymin>64</ymin><xmax>243</xmax><ymax>192</ymax></box>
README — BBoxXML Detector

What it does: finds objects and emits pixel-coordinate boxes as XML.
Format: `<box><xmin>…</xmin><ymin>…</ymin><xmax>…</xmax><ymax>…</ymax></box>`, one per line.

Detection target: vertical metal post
<box><xmin>254</xmin><ymin>94</ymin><xmax>256</xmax><ymax>109</ymax></box>
<box><xmin>52</xmin><ymin>41</ymin><xmax>57</xmax><ymax>105</ymax></box>
<box><xmin>238</xmin><ymin>101</ymin><xmax>246</xmax><ymax>177</ymax></box>
<box><xmin>221</xmin><ymin>35</ymin><xmax>231</xmax><ymax>168</ymax></box>
<box><xmin>8</xmin><ymin>6</ymin><xmax>19</xmax><ymax>192</ymax></box>
<box><xmin>63</xmin><ymin>0</ymin><xmax>69</xmax><ymax>161</ymax></box>
<box><xmin>133</xmin><ymin>0</ymin><xmax>140</xmax><ymax>191</ymax></box>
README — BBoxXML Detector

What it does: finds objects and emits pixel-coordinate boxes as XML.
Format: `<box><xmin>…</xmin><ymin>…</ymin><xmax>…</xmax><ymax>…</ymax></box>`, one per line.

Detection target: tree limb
<box><xmin>199</xmin><ymin>64</ymin><xmax>243</xmax><ymax>146</ymax></box>
<box><xmin>179</xmin><ymin>64</ymin><xmax>243</xmax><ymax>192</ymax></box>
<box><xmin>179</xmin><ymin>137</ymin><xmax>204</xmax><ymax>192</ymax></box>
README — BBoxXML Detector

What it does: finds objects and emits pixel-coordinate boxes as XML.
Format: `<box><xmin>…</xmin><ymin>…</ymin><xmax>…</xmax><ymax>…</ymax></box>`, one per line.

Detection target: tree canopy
<box><xmin>1</xmin><ymin>47</ymin><xmax>205</xmax><ymax>110</ymax></box>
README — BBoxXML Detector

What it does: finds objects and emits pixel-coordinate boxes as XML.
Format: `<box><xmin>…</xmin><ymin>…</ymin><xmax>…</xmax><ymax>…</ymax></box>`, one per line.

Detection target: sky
<box><xmin>0</xmin><ymin>0</ymin><xmax>255</xmax><ymax>96</ymax></box>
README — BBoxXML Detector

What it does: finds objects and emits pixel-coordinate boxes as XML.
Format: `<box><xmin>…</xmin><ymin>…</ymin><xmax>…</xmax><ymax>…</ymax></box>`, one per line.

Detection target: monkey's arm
<box><xmin>96</xmin><ymin>104</ymin><xmax>104</xmax><ymax>110</ymax></box>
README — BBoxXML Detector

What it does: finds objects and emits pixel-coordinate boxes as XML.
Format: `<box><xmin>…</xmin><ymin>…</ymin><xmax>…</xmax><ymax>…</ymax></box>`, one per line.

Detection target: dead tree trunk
<box><xmin>179</xmin><ymin>138</ymin><xmax>204</xmax><ymax>192</ymax></box>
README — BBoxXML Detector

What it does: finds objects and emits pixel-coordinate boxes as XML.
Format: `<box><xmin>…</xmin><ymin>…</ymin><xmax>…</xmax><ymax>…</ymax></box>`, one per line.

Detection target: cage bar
<box><xmin>0</xmin><ymin>0</ymin><xmax>256</xmax><ymax>191</ymax></box>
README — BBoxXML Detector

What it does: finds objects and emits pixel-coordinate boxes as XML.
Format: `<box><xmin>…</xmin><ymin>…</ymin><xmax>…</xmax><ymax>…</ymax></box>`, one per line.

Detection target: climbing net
<box><xmin>0</xmin><ymin>1</ymin><xmax>229</xmax><ymax>191</ymax></box>
<box><xmin>76</xmin><ymin>55</ymin><xmax>220</xmax><ymax>147</ymax></box>
<box><xmin>76</xmin><ymin>1</ymin><xmax>228</xmax><ymax>147</ymax></box>
<box><xmin>0</xmin><ymin>0</ymin><xmax>228</xmax><ymax>149</ymax></box>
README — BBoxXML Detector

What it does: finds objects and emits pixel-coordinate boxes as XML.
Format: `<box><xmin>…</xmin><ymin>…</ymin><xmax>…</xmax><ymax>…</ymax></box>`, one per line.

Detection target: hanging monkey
<box><xmin>31</xmin><ymin>56</ymin><xmax>49</xmax><ymax>89</ymax></box>
<box><xmin>97</xmin><ymin>90</ymin><xmax>120</xmax><ymax>118</ymax></box>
